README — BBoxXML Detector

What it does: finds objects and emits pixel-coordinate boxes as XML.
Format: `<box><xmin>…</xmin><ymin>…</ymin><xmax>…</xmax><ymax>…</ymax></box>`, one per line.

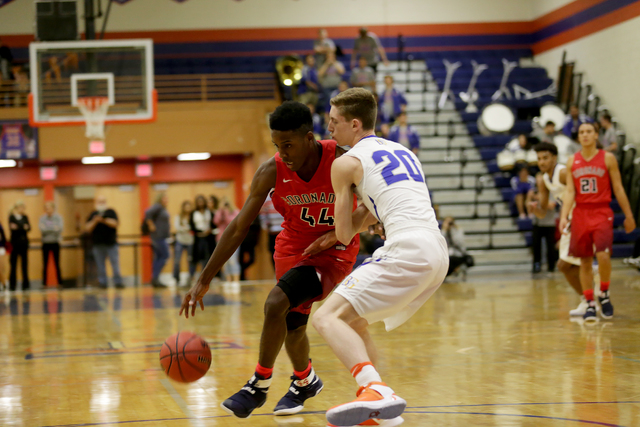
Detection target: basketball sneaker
<box><xmin>583</xmin><ymin>300</ymin><xmax>597</xmax><ymax>322</ymax></box>
<box><xmin>326</xmin><ymin>382</ymin><xmax>406</xmax><ymax>427</ymax></box>
<box><xmin>220</xmin><ymin>373</ymin><xmax>271</xmax><ymax>418</ymax></box>
<box><xmin>274</xmin><ymin>369</ymin><xmax>324</xmax><ymax>415</ymax></box>
<box><xmin>327</xmin><ymin>416</ymin><xmax>404</xmax><ymax>427</ymax></box>
<box><xmin>598</xmin><ymin>290</ymin><xmax>614</xmax><ymax>319</ymax></box>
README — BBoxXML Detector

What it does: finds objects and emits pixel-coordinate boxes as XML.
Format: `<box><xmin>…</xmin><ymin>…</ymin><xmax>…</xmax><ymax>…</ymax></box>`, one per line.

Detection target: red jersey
<box><xmin>271</xmin><ymin>140</ymin><xmax>359</xmax><ymax>259</ymax></box>
<box><xmin>572</xmin><ymin>149</ymin><xmax>611</xmax><ymax>205</ymax></box>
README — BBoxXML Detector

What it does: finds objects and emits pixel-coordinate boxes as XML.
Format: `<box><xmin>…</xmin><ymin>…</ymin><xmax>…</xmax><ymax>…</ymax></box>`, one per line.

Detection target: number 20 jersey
<box><xmin>344</xmin><ymin>136</ymin><xmax>440</xmax><ymax>237</ymax></box>
<box><xmin>271</xmin><ymin>139</ymin><xmax>359</xmax><ymax>258</ymax></box>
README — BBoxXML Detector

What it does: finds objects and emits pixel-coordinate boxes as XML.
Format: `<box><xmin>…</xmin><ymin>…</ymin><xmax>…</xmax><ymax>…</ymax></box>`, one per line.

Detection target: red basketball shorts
<box><xmin>274</xmin><ymin>251</ymin><xmax>355</xmax><ymax>315</ymax></box>
<box><xmin>569</xmin><ymin>204</ymin><xmax>614</xmax><ymax>258</ymax></box>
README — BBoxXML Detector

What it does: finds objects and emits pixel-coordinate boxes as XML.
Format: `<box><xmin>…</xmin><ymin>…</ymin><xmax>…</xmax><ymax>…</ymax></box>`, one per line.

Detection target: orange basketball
<box><xmin>160</xmin><ymin>331</ymin><xmax>211</xmax><ymax>383</ymax></box>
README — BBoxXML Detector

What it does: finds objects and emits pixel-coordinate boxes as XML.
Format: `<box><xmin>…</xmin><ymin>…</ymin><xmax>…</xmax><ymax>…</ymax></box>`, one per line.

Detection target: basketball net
<box><xmin>77</xmin><ymin>97</ymin><xmax>110</xmax><ymax>140</ymax></box>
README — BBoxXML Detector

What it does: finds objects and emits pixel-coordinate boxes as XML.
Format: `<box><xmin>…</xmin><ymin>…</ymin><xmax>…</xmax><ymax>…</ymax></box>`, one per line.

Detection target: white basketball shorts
<box><xmin>559</xmin><ymin>226</ymin><xmax>580</xmax><ymax>266</ymax></box>
<box><xmin>334</xmin><ymin>228</ymin><xmax>449</xmax><ymax>331</ymax></box>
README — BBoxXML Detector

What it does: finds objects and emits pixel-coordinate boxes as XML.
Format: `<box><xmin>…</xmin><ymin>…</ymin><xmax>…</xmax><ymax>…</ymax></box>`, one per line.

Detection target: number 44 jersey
<box><xmin>271</xmin><ymin>139</ymin><xmax>359</xmax><ymax>258</ymax></box>
<box><xmin>344</xmin><ymin>136</ymin><xmax>440</xmax><ymax>238</ymax></box>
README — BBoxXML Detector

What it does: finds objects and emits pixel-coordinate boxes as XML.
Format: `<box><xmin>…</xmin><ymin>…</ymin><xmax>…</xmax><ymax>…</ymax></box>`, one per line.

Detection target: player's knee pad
<box><xmin>276</xmin><ymin>265</ymin><xmax>322</xmax><ymax>309</ymax></box>
<box><xmin>286</xmin><ymin>311</ymin><xmax>309</xmax><ymax>331</ymax></box>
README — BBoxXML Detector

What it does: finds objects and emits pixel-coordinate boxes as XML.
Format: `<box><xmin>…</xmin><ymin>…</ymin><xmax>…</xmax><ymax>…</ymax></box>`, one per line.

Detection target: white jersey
<box><xmin>542</xmin><ymin>164</ymin><xmax>566</xmax><ymax>204</ymax></box>
<box><xmin>344</xmin><ymin>136</ymin><xmax>440</xmax><ymax>236</ymax></box>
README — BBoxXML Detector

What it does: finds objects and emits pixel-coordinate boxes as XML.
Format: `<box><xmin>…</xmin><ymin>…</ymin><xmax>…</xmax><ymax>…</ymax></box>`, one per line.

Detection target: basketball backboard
<box><xmin>29</xmin><ymin>39</ymin><xmax>156</xmax><ymax>127</ymax></box>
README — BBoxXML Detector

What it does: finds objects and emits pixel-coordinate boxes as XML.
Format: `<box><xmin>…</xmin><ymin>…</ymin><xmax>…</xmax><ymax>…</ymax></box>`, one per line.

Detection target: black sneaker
<box><xmin>273</xmin><ymin>369</ymin><xmax>324</xmax><ymax>416</ymax></box>
<box><xmin>583</xmin><ymin>300</ymin><xmax>597</xmax><ymax>322</ymax></box>
<box><xmin>220</xmin><ymin>373</ymin><xmax>271</xmax><ymax>418</ymax></box>
<box><xmin>598</xmin><ymin>290</ymin><xmax>614</xmax><ymax>319</ymax></box>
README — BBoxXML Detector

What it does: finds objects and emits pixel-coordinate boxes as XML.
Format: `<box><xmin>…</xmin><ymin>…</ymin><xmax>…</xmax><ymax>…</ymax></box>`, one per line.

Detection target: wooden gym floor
<box><xmin>1</xmin><ymin>267</ymin><xmax>640</xmax><ymax>427</ymax></box>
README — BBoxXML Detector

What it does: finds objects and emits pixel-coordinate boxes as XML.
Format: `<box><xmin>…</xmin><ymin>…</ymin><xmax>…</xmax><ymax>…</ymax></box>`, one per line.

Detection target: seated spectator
<box><xmin>350</xmin><ymin>56</ymin><xmax>376</xmax><ymax>92</ymax></box>
<box><xmin>298</xmin><ymin>55</ymin><xmax>320</xmax><ymax>107</ymax></box>
<box><xmin>599</xmin><ymin>113</ymin><xmax>618</xmax><ymax>152</ymax></box>
<box><xmin>378</xmin><ymin>123</ymin><xmax>391</xmax><ymax>139</ymax></box>
<box><xmin>351</xmin><ymin>27</ymin><xmax>389</xmax><ymax>72</ymax></box>
<box><xmin>510</xmin><ymin>165</ymin><xmax>536</xmax><ymax>219</ymax></box>
<box><xmin>441</xmin><ymin>216</ymin><xmax>472</xmax><ymax>277</ymax></box>
<box><xmin>498</xmin><ymin>134</ymin><xmax>537</xmax><ymax>171</ymax></box>
<box><xmin>539</xmin><ymin>121</ymin><xmax>557</xmax><ymax>144</ymax></box>
<box><xmin>318</xmin><ymin>51</ymin><xmax>345</xmax><ymax>107</ymax></box>
<box><xmin>306</xmin><ymin>102</ymin><xmax>324</xmax><ymax>139</ymax></box>
<box><xmin>562</xmin><ymin>104</ymin><xmax>592</xmax><ymax>140</ymax></box>
<box><xmin>378</xmin><ymin>75</ymin><xmax>407</xmax><ymax>124</ymax></box>
<box><xmin>324</xmin><ymin>80</ymin><xmax>350</xmax><ymax>124</ymax></box>
<box><xmin>11</xmin><ymin>65</ymin><xmax>29</xmax><ymax>107</ymax></box>
<box><xmin>313</xmin><ymin>28</ymin><xmax>336</xmax><ymax>67</ymax></box>
<box><xmin>388</xmin><ymin>111</ymin><xmax>419</xmax><ymax>154</ymax></box>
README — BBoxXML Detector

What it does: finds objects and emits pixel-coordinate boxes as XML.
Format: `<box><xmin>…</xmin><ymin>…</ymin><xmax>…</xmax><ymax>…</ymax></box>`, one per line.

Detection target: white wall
<box><xmin>530</xmin><ymin>0</ymin><xmax>573</xmax><ymax>18</ymax></box>
<box><xmin>535</xmin><ymin>15</ymin><xmax>640</xmax><ymax>143</ymax></box>
<box><xmin>0</xmin><ymin>0</ymin><xmax>535</xmax><ymax>34</ymax></box>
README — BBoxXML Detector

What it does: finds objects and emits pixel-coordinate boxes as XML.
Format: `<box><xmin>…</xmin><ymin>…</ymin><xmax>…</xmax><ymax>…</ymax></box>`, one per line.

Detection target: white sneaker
<box><xmin>570</xmin><ymin>296</ymin><xmax>599</xmax><ymax>316</ymax></box>
<box><xmin>328</xmin><ymin>417</ymin><xmax>404</xmax><ymax>427</ymax></box>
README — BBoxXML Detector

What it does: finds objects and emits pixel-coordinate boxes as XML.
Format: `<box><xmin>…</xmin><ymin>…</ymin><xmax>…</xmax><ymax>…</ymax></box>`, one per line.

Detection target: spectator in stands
<box><xmin>86</xmin><ymin>196</ymin><xmax>123</xmax><ymax>289</ymax></box>
<box><xmin>9</xmin><ymin>201</ymin><xmax>30</xmax><ymax>291</ymax></box>
<box><xmin>527</xmin><ymin>189</ymin><xmax>558</xmax><ymax>274</ymax></box>
<box><xmin>511</xmin><ymin>165</ymin><xmax>536</xmax><ymax>219</ymax></box>
<box><xmin>388</xmin><ymin>111</ymin><xmax>420</xmax><ymax>155</ymax></box>
<box><xmin>191</xmin><ymin>195</ymin><xmax>211</xmax><ymax>275</ymax></box>
<box><xmin>0</xmin><ymin>220</ymin><xmax>6</xmax><ymax>291</ymax></box>
<box><xmin>324</xmin><ymin>80</ymin><xmax>350</xmax><ymax>126</ymax></box>
<box><xmin>0</xmin><ymin>37</ymin><xmax>12</xmax><ymax>81</ymax></box>
<box><xmin>214</xmin><ymin>197</ymin><xmax>240</xmax><ymax>284</ymax></box>
<box><xmin>351</xmin><ymin>27</ymin><xmax>389</xmax><ymax>72</ymax></box>
<box><xmin>441</xmin><ymin>216</ymin><xmax>471</xmax><ymax>277</ymax></box>
<box><xmin>318</xmin><ymin>51</ymin><xmax>345</xmax><ymax>109</ymax></box>
<box><xmin>306</xmin><ymin>102</ymin><xmax>325</xmax><ymax>138</ymax></box>
<box><xmin>379</xmin><ymin>123</ymin><xmax>391</xmax><ymax>139</ymax></box>
<box><xmin>599</xmin><ymin>113</ymin><xmax>618</xmax><ymax>152</ymax></box>
<box><xmin>350</xmin><ymin>56</ymin><xmax>376</xmax><ymax>92</ymax></box>
<box><xmin>44</xmin><ymin>56</ymin><xmax>62</xmax><ymax>84</ymax></box>
<box><xmin>563</xmin><ymin>104</ymin><xmax>592</xmax><ymax>140</ymax></box>
<box><xmin>173</xmin><ymin>200</ymin><xmax>195</xmax><ymax>287</ymax></box>
<box><xmin>540</xmin><ymin>121</ymin><xmax>557</xmax><ymax>144</ymax></box>
<box><xmin>298</xmin><ymin>55</ymin><xmax>320</xmax><ymax>107</ymax></box>
<box><xmin>145</xmin><ymin>193</ymin><xmax>170</xmax><ymax>287</ymax></box>
<box><xmin>239</xmin><ymin>217</ymin><xmax>261</xmax><ymax>281</ymax></box>
<box><xmin>259</xmin><ymin>194</ymin><xmax>283</xmax><ymax>269</ymax></box>
<box><xmin>206</xmin><ymin>195</ymin><xmax>219</xmax><ymax>273</ymax></box>
<box><xmin>39</xmin><ymin>201</ymin><xmax>63</xmax><ymax>287</ymax></box>
<box><xmin>378</xmin><ymin>75</ymin><xmax>407</xmax><ymax>124</ymax></box>
<box><xmin>313</xmin><ymin>28</ymin><xmax>336</xmax><ymax>66</ymax></box>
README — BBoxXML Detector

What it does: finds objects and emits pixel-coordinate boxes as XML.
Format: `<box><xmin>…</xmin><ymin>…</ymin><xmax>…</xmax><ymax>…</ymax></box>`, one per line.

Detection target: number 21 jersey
<box><xmin>344</xmin><ymin>136</ymin><xmax>440</xmax><ymax>237</ymax></box>
<box><xmin>571</xmin><ymin>149</ymin><xmax>611</xmax><ymax>205</ymax></box>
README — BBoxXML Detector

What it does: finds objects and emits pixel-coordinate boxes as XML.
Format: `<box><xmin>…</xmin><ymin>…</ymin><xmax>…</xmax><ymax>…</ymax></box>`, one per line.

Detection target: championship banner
<box><xmin>0</xmin><ymin>120</ymin><xmax>38</xmax><ymax>159</ymax></box>
<box><xmin>0</xmin><ymin>0</ymin><xmax>17</xmax><ymax>8</ymax></box>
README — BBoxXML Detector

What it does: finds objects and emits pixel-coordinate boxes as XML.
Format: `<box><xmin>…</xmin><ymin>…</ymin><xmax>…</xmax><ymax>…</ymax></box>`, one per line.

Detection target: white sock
<box><xmin>294</xmin><ymin>367</ymin><xmax>316</xmax><ymax>387</ymax></box>
<box><xmin>355</xmin><ymin>365</ymin><xmax>382</xmax><ymax>388</ymax></box>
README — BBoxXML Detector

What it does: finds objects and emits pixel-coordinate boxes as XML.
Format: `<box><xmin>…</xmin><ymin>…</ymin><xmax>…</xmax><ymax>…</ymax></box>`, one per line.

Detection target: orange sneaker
<box><xmin>326</xmin><ymin>382</ymin><xmax>406</xmax><ymax>427</ymax></box>
<box><xmin>327</xmin><ymin>416</ymin><xmax>404</xmax><ymax>427</ymax></box>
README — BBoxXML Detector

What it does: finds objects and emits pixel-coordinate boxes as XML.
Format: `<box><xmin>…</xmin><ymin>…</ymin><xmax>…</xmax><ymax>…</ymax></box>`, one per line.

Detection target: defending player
<box><xmin>529</xmin><ymin>142</ymin><xmax>587</xmax><ymax>316</ymax></box>
<box><xmin>179</xmin><ymin>102</ymin><xmax>361</xmax><ymax>418</ymax></box>
<box><xmin>559</xmin><ymin>123</ymin><xmax>636</xmax><ymax>322</ymax></box>
<box><xmin>312</xmin><ymin>88</ymin><xmax>449</xmax><ymax>426</ymax></box>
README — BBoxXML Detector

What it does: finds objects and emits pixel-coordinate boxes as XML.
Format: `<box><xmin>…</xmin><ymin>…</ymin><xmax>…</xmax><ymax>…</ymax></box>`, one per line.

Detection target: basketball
<box><xmin>160</xmin><ymin>331</ymin><xmax>211</xmax><ymax>383</ymax></box>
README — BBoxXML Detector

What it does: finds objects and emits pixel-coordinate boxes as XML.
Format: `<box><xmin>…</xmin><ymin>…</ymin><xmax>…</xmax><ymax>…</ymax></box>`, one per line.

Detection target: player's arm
<box><xmin>180</xmin><ymin>158</ymin><xmax>276</xmax><ymax>318</ymax></box>
<box><xmin>530</xmin><ymin>173</ymin><xmax>549</xmax><ymax>219</ymax></box>
<box><xmin>606</xmin><ymin>152</ymin><xmax>636</xmax><ymax>233</ymax></box>
<box><xmin>559</xmin><ymin>155</ymin><xmax>576</xmax><ymax>233</ymax></box>
<box><xmin>331</xmin><ymin>156</ymin><xmax>364</xmax><ymax>245</ymax></box>
<box><xmin>558</xmin><ymin>167</ymin><xmax>567</xmax><ymax>185</ymax></box>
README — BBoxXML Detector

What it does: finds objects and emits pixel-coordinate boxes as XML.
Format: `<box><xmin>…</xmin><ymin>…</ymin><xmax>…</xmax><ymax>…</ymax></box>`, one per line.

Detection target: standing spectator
<box><xmin>510</xmin><ymin>166</ymin><xmax>536</xmax><ymax>219</ymax></box>
<box><xmin>190</xmin><ymin>195</ymin><xmax>212</xmax><ymax>275</ymax></box>
<box><xmin>306</xmin><ymin>102</ymin><xmax>325</xmax><ymax>138</ymax></box>
<box><xmin>39</xmin><ymin>201</ymin><xmax>63</xmax><ymax>287</ymax></box>
<box><xmin>527</xmin><ymin>189</ymin><xmax>558</xmax><ymax>274</ymax></box>
<box><xmin>86</xmin><ymin>196</ymin><xmax>123</xmax><ymax>289</ymax></box>
<box><xmin>259</xmin><ymin>194</ymin><xmax>283</xmax><ymax>269</ymax></box>
<box><xmin>239</xmin><ymin>217</ymin><xmax>261</xmax><ymax>281</ymax></box>
<box><xmin>562</xmin><ymin>104</ymin><xmax>592</xmax><ymax>140</ymax></box>
<box><xmin>379</xmin><ymin>75</ymin><xmax>407</xmax><ymax>124</ymax></box>
<box><xmin>0</xmin><ymin>37</ymin><xmax>12</xmax><ymax>81</ymax></box>
<box><xmin>350</xmin><ymin>56</ymin><xmax>376</xmax><ymax>92</ymax></box>
<box><xmin>214</xmin><ymin>197</ymin><xmax>241</xmax><ymax>283</ymax></box>
<box><xmin>145</xmin><ymin>193</ymin><xmax>170</xmax><ymax>287</ymax></box>
<box><xmin>207</xmin><ymin>195</ymin><xmax>220</xmax><ymax>277</ymax></box>
<box><xmin>318</xmin><ymin>51</ymin><xmax>345</xmax><ymax>107</ymax></box>
<box><xmin>0</xmin><ymin>220</ymin><xmax>7</xmax><ymax>291</ymax></box>
<box><xmin>173</xmin><ymin>200</ymin><xmax>195</xmax><ymax>287</ymax></box>
<box><xmin>441</xmin><ymin>216</ymin><xmax>470</xmax><ymax>277</ymax></box>
<box><xmin>388</xmin><ymin>111</ymin><xmax>420</xmax><ymax>155</ymax></box>
<box><xmin>298</xmin><ymin>55</ymin><xmax>320</xmax><ymax>107</ymax></box>
<box><xmin>351</xmin><ymin>27</ymin><xmax>389</xmax><ymax>72</ymax></box>
<box><xmin>599</xmin><ymin>113</ymin><xmax>618</xmax><ymax>153</ymax></box>
<box><xmin>313</xmin><ymin>28</ymin><xmax>336</xmax><ymax>66</ymax></box>
<box><xmin>9</xmin><ymin>201</ymin><xmax>30</xmax><ymax>291</ymax></box>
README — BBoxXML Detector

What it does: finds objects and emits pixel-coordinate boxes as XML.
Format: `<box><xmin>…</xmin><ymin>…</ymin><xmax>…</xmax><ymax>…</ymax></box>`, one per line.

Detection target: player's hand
<box><xmin>179</xmin><ymin>281</ymin><xmax>209</xmax><ymax>319</ymax></box>
<box><xmin>624</xmin><ymin>216</ymin><xmax>636</xmax><ymax>234</ymax></box>
<box><xmin>369</xmin><ymin>222</ymin><xmax>386</xmax><ymax>240</ymax></box>
<box><xmin>303</xmin><ymin>230</ymin><xmax>337</xmax><ymax>256</ymax></box>
<box><xmin>559</xmin><ymin>217</ymin><xmax>569</xmax><ymax>234</ymax></box>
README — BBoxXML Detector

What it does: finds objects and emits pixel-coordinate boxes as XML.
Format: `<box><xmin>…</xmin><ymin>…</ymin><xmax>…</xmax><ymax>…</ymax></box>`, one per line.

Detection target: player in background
<box><xmin>528</xmin><ymin>142</ymin><xmax>588</xmax><ymax>316</ymax></box>
<box><xmin>312</xmin><ymin>88</ymin><xmax>449</xmax><ymax>427</ymax></box>
<box><xmin>560</xmin><ymin>123</ymin><xmax>636</xmax><ymax>322</ymax></box>
<box><xmin>179</xmin><ymin>102</ymin><xmax>364</xmax><ymax>418</ymax></box>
